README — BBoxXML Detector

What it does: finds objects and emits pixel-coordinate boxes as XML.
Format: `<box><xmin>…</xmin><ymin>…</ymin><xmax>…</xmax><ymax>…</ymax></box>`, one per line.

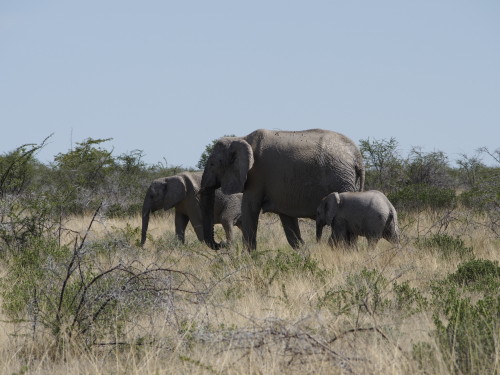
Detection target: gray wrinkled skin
<box><xmin>141</xmin><ymin>171</ymin><xmax>241</xmax><ymax>246</ymax></box>
<box><xmin>201</xmin><ymin>129</ymin><xmax>365</xmax><ymax>251</ymax></box>
<box><xmin>316</xmin><ymin>190</ymin><xmax>400</xmax><ymax>248</ymax></box>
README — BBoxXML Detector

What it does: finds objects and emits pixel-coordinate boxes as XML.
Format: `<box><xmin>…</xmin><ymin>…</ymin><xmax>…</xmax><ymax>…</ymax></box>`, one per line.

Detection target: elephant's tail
<box><xmin>383</xmin><ymin>211</ymin><xmax>400</xmax><ymax>245</ymax></box>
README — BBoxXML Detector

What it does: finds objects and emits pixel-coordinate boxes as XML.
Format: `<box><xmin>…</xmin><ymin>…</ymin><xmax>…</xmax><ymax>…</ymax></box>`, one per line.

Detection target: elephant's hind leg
<box><xmin>279</xmin><ymin>214</ymin><xmax>304</xmax><ymax>249</ymax></box>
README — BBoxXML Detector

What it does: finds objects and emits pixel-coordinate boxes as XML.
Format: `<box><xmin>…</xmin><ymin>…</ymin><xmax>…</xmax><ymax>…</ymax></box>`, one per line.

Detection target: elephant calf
<box><xmin>316</xmin><ymin>190</ymin><xmax>400</xmax><ymax>248</ymax></box>
<box><xmin>141</xmin><ymin>171</ymin><xmax>242</xmax><ymax>246</ymax></box>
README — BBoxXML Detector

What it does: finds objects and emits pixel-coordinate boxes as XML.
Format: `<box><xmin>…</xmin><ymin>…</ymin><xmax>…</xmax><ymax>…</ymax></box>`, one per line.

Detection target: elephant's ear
<box><xmin>325</xmin><ymin>192</ymin><xmax>341</xmax><ymax>224</ymax></box>
<box><xmin>163</xmin><ymin>176</ymin><xmax>188</xmax><ymax>210</ymax></box>
<box><xmin>221</xmin><ymin>139</ymin><xmax>254</xmax><ymax>195</ymax></box>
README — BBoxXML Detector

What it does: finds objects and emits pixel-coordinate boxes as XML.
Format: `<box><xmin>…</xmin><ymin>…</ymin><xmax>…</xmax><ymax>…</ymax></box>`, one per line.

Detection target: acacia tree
<box><xmin>0</xmin><ymin>137</ymin><xmax>50</xmax><ymax>198</ymax></box>
<box><xmin>50</xmin><ymin>138</ymin><xmax>115</xmax><ymax>214</ymax></box>
<box><xmin>406</xmin><ymin>147</ymin><xmax>452</xmax><ymax>187</ymax></box>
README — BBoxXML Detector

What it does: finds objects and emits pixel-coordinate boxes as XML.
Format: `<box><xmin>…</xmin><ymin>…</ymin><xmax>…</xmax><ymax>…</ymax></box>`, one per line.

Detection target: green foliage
<box><xmin>447</xmin><ymin>259</ymin><xmax>500</xmax><ymax>293</ymax></box>
<box><xmin>392</xmin><ymin>280</ymin><xmax>428</xmax><ymax>316</ymax></box>
<box><xmin>0</xmin><ymin>191</ymin><xmax>59</xmax><ymax>254</ymax></box>
<box><xmin>388</xmin><ymin>184</ymin><xmax>456</xmax><ymax>211</ymax></box>
<box><xmin>196</xmin><ymin>134</ymin><xmax>236</xmax><ymax>170</ymax></box>
<box><xmin>405</xmin><ymin>147</ymin><xmax>452</xmax><ymax>187</ymax></box>
<box><xmin>359</xmin><ymin>137</ymin><xmax>404</xmax><ymax>192</ymax></box>
<box><xmin>53</xmin><ymin>138</ymin><xmax>115</xmax><ymax>190</ymax></box>
<box><xmin>0</xmin><ymin>138</ymin><xmax>50</xmax><ymax>197</ymax></box>
<box><xmin>456</xmin><ymin>148</ymin><xmax>500</xmax><ymax>236</ymax></box>
<box><xmin>51</xmin><ymin>138</ymin><xmax>115</xmax><ymax>214</ymax></box>
<box><xmin>0</xmin><ymin>146</ymin><xmax>37</xmax><ymax>196</ymax></box>
<box><xmin>428</xmin><ymin>259</ymin><xmax>500</xmax><ymax>375</ymax></box>
<box><xmin>319</xmin><ymin>269</ymin><xmax>428</xmax><ymax>320</ymax></box>
<box><xmin>1</xmin><ymin>237</ymin><xmax>70</xmax><ymax>321</ymax></box>
<box><xmin>260</xmin><ymin>248</ymin><xmax>328</xmax><ymax>283</ymax></box>
<box><xmin>459</xmin><ymin>179</ymin><xmax>500</xmax><ymax>211</ymax></box>
<box><xmin>456</xmin><ymin>152</ymin><xmax>487</xmax><ymax>188</ymax></box>
<box><xmin>416</xmin><ymin>233</ymin><xmax>474</xmax><ymax>260</ymax></box>
<box><xmin>318</xmin><ymin>268</ymin><xmax>391</xmax><ymax>316</ymax></box>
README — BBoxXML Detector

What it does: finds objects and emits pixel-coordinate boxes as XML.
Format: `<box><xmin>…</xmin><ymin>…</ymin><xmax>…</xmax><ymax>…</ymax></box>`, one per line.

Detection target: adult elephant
<box><xmin>141</xmin><ymin>171</ymin><xmax>242</xmax><ymax>246</ymax></box>
<box><xmin>200</xmin><ymin>129</ymin><xmax>365</xmax><ymax>251</ymax></box>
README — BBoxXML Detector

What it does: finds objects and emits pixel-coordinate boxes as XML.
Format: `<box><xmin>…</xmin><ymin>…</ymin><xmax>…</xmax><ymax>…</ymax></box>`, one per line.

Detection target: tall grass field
<box><xmin>1</xmin><ymin>207</ymin><xmax>498</xmax><ymax>375</ymax></box>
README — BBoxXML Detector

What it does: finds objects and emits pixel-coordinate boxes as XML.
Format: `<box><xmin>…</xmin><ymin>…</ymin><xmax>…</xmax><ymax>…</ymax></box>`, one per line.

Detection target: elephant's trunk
<box><xmin>201</xmin><ymin>187</ymin><xmax>221</xmax><ymax>250</ymax></box>
<box><xmin>141</xmin><ymin>201</ymin><xmax>151</xmax><ymax>246</ymax></box>
<box><xmin>316</xmin><ymin>220</ymin><xmax>324</xmax><ymax>242</ymax></box>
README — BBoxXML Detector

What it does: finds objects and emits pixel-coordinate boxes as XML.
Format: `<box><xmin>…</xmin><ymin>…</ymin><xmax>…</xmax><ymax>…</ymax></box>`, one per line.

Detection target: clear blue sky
<box><xmin>1</xmin><ymin>1</ymin><xmax>499</xmax><ymax>168</ymax></box>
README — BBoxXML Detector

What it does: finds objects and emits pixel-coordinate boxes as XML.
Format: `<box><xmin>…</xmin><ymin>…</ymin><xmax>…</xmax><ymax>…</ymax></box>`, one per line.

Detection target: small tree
<box><xmin>405</xmin><ymin>147</ymin><xmax>452</xmax><ymax>187</ymax></box>
<box><xmin>359</xmin><ymin>137</ymin><xmax>404</xmax><ymax>192</ymax></box>
<box><xmin>53</xmin><ymin>138</ymin><xmax>115</xmax><ymax>189</ymax></box>
<box><xmin>51</xmin><ymin>138</ymin><xmax>115</xmax><ymax>214</ymax></box>
<box><xmin>0</xmin><ymin>137</ymin><xmax>50</xmax><ymax>198</ymax></box>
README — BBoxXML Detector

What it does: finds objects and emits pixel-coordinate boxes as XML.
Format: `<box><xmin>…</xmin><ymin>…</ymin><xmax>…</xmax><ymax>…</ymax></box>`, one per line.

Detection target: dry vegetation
<box><xmin>1</xmin><ymin>208</ymin><xmax>498</xmax><ymax>375</ymax></box>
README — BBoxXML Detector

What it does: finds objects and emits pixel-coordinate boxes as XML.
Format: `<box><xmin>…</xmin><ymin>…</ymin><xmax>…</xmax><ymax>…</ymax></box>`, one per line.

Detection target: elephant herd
<box><xmin>141</xmin><ymin>128</ymin><xmax>400</xmax><ymax>251</ymax></box>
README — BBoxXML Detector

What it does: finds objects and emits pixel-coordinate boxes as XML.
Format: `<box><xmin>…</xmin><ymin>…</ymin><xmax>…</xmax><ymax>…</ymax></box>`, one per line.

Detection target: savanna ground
<box><xmin>1</xmin><ymin>207</ymin><xmax>498</xmax><ymax>375</ymax></box>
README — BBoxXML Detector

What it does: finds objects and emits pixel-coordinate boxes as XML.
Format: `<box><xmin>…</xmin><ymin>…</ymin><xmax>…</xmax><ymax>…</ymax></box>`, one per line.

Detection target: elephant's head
<box><xmin>200</xmin><ymin>137</ymin><xmax>254</xmax><ymax>249</ymax></box>
<box><xmin>141</xmin><ymin>176</ymin><xmax>187</xmax><ymax>246</ymax></box>
<box><xmin>316</xmin><ymin>192</ymin><xmax>341</xmax><ymax>242</ymax></box>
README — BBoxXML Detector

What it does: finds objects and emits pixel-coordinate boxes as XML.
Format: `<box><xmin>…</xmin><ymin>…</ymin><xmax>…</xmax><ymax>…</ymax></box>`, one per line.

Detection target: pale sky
<box><xmin>1</xmin><ymin>1</ymin><xmax>499</xmax><ymax>168</ymax></box>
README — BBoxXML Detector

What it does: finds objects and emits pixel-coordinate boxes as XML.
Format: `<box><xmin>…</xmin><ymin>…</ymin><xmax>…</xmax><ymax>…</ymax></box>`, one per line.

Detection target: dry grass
<box><xmin>1</xmin><ymin>208</ymin><xmax>499</xmax><ymax>375</ymax></box>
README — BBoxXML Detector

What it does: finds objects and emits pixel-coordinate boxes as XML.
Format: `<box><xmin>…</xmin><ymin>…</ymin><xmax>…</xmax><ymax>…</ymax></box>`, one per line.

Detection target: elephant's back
<box><xmin>245</xmin><ymin>129</ymin><xmax>362</xmax><ymax>218</ymax></box>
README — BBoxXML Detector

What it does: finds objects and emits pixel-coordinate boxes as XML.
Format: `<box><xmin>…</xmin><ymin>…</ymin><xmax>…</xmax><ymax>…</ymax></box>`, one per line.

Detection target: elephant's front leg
<box><xmin>174</xmin><ymin>212</ymin><xmax>190</xmax><ymax>244</ymax></box>
<box><xmin>330</xmin><ymin>220</ymin><xmax>348</xmax><ymax>247</ymax></box>
<box><xmin>279</xmin><ymin>214</ymin><xmax>304</xmax><ymax>249</ymax></box>
<box><xmin>241</xmin><ymin>194</ymin><xmax>261</xmax><ymax>251</ymax></box>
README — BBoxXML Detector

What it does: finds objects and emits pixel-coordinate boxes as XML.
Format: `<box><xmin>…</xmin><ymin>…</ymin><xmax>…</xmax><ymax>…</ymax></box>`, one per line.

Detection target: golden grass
<box><xmin>1</xmin><ymin>208</ymin><xmax>499</xmax><ymax>374</ymax></box>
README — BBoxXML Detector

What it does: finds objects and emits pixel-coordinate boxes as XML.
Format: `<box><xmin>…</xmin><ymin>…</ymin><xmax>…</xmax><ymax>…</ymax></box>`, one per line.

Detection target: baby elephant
<box><xmin>141</xmin><ymin>171</ymin><xmax>242</xmax><ymax>246</ymax></box>
<box><xmin>316</xmin><ymin>190</ymin><xmax>400</xmax><ymax>248</ymax></box>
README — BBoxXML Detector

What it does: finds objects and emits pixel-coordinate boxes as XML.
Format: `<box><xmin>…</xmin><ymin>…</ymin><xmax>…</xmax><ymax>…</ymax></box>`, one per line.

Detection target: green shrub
<box><xmin>447</xmin><ymin>259</ymin><xmax>500</xmax><ymax>292</ymax></box>
<box><xmin>388</xmin><ymin>184</ymin><xmax>456</xmax><ymax>211</ymax></box>
<box><xmin>416</xmin><ymin>233</ymin><xmax>474</xmax><ymax>260</ymax></box>
<box><xmin>425</xmin><ymin>259</ymin><xmax>500</xmax><ymax>375</ymax></box>
<box><xmin>392</xmin><ymin>280</ymin><xmax>428</xmax><ymax>316</ymax></box>
<box><xmin>318</xmin><ymin>268</ymin><xmax>391</xmax><ymax>317</ymax></box>
<box><xmin>261</xmin><ymin>248</ymin><xmax>328</xmax><ymax>283</ymax></box>
<box><xmin>0</xmin><ymin>193</ymin><xmax>59</xmax><ymax>255</ymax></box>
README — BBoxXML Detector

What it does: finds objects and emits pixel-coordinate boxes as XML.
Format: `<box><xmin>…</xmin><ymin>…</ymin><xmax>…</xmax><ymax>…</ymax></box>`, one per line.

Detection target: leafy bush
<box><xmin>405</xmin><ymin>147</ymin><xmax>452</xmax><ymax>188</ymax></box>
<box><xmin>388</xmin><ymin>184</ymin><xmax>456</xmax><ymax>211</ymax></box>
<box><xmin>0</xmin><ymin>139</ymin><xmax>50</xmax><ymax>197</ymax></box>
<box><xmin>392</xmin><ymin>280</ymin><xmax>428</xmax><ymax>316</ymax></box>
<box><xmin>0</xmin><ymin>192</ymin><xmax>59</xmax><ymax>255</ymax></box>
<box><xmin>318</xmin><ymin>268</ymin><xmax>391</xmax><ymax>317</ymax></box>
<box><xmin>260</xmin><ymin>248</ymin><xmax>328</xmax><ymax>283</ymax></box>
<box><xmin>416</xmin><ymin>233</ymin><xmax>474</xmax><ymax>260</ymax></box>
<box><xmin>447</xmin><ymin>259</ymin><xmax>500</xmax><ymax>293</ymax></box>
<box><xmin>425</xmin><ymin>259</ymin><xmax>500</xmax><ymax>375</ymax></box>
